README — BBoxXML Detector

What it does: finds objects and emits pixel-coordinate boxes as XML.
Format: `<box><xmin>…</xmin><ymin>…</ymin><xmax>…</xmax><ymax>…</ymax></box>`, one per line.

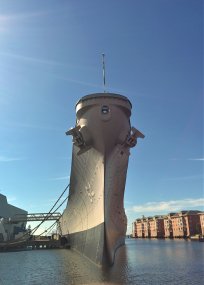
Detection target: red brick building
<box><xmin>185</xmin><ymin>211</ymin><xmax>201</xmax><ymax>236</ymax></box>
<box><xmin>199</xmin><ymin>213</ymin><xmax>204</xmax><ymax>236</ymax></box>
<box><xmin>163</xmin><ymin>213</ymin><xmax>175</xmax><ymax>238</ymax></box>
<box><xmin>143</xmin><ymin>218</ymin><xmax>150</xmax><ymax>238</ymax></box>
<box><xmin>134</xmin><ymin>218</ymin><xmax>144</xmax><ymax>238</ymax></box>
<box><xmin>148</xmin><ymin>216</ymin><xmax>165</xmax><ymax>238</ymax></box>
<box><xmin>171</xmin><ymin>211</ymin><xmax>201</xmax><ymax>238</ymax></box>
<box><xmin>132</xmin><ymin>210</ymin><xmax>203</xmax><ymax>239</ymax></box>
<box><xmin>133</xmin><ymin>216</ymin><xmax>165</xmax><ymax>238</ymax></box>
<box><xmin>132</xmin><ymin>220</ymin><xmax>136</xmax><ymax>237</ymax></box>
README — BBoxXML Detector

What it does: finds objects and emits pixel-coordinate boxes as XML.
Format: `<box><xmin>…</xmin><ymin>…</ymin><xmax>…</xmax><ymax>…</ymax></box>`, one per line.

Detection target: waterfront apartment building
<box><xmin>135</xmin><ymin>218</ymin><xmax>144</xmax><ymax>238</ymax></box>
<box><xmin>143</xmin><ymin>218</ymin><xmax>150</xmax><ymax>238</ymax></box>
<box><xmin>134</xmin><ymin>216</ymin><xmax>165</xmax><ymax>238</ymax></box>
<box><xmin>171</xmin><ymin>211</ymin><xmax>201</xmax><ymax>238</ymax></box>
<box><xmin>132</xmin><ymin>221</ymin><xmax>137</xmax><ymax>238</ymax></box>
<box><xmin>163</xmin><ymin>213</ymin><xmax>175</xmax><ymax>238</ymax></box>
<box><xmin>185</xmin><ymin>211</ymin><xmax>201</xmax><ymax>237</ymax></box>
<box><xmin>199</xmin><ymin>213</ymin><xmax>204</xmax><ymax>236</ymax></box>
<box><xmin>171</xmin><ymin>212</ymin><xmax>186</xmax><ymax>238</ymax></box>
<box><xmin>132</xmin><ymin>210</ymin><xmax>203</xmax><ymax>239</ymax></box>
<box><xmin>149</xmin><ymin>216</ymin><xmax>165</xmax><ymax>238</ymax></box>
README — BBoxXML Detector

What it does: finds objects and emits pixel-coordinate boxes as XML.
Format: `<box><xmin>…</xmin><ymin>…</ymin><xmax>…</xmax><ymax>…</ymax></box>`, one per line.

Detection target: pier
<box><xmin>0</xmin><ymin>211</ymin><xmax>67</xmax><ymax>252</ymax></box>
<box><xmin>0</xmin><ymin>185</ymin><xmax>70</xmax><ymax>252</ymax></box>
<box><xmin>0</xmin><ymin>236</ymin><xmax>70</xmax><ymax>252</ymax></box>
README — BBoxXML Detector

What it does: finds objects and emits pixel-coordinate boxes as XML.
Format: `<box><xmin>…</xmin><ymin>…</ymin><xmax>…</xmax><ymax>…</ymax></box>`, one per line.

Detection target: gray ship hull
<box><xmin>65</xmin><ymin>223</ymin><xmax>105</xmax><ymax>265</ymax></box>
<box><xmin>60</xmin><ymin>93</ymin><xmax>144</xmax><ymax>265</ymax></box>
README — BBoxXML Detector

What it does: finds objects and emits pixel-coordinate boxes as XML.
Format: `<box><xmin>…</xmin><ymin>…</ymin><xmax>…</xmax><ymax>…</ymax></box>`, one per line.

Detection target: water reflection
<box><xmin>0</xmin><ymin>239</ymin><xmax>203</xmax><ymax>285</ymax></box>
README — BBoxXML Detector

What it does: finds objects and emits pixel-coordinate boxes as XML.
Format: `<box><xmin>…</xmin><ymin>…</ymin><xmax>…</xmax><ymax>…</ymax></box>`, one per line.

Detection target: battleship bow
<box><xmin>60</xmin><ymin>93</ymin><xmax>144</xmax><ymax>266</ymax></box>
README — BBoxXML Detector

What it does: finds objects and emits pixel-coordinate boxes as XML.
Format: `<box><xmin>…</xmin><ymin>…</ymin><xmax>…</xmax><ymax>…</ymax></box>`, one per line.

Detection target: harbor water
<box><xmin>0</xmin><ymin>238</ymin><xmax>203</xmax><ymax>285</ymax></box>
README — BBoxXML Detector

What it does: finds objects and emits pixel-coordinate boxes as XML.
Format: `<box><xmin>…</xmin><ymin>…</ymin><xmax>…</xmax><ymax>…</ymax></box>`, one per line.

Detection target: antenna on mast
<box><xmin>102</xmin><ymin>53</ymin><xmax>106</xmax><ymax>93</ymax></box>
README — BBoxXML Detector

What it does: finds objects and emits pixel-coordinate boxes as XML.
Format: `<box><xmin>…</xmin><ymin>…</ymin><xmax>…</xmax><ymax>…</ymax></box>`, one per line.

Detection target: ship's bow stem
<box><xmin>61</xmin><ymin>93</ymin><xmax>144</xmax><ymax>266</ymax></box>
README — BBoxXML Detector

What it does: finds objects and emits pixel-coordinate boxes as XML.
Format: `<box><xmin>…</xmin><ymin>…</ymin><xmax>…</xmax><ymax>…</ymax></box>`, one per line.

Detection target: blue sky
<box><xmin>0</xmin><ymin>0</ymin><xmax>203</xmax><ymax>234</ymax></box>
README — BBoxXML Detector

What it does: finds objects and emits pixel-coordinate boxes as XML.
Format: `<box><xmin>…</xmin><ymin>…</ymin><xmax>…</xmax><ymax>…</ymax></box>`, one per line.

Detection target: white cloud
<box><xmin>170</xmin><ymin>158</ymin><xmax>204</xmax><ymax>161</ymax></box>
<box><xmin>0</xmin><ymin>10</ymin><xmax>50</xmax><ymax>22</ymax></box>
<box><xmin>0</xmin><ymin>51</ymin><xmax>66</xmax><ymax>67</ymax></box>
<box><xmin>0</xmin><ymin>51</ymin><xmax>94</xmax><ymax>73</ymax></box>
<box><xmin>0</xmin><ymin>156</ymin><xmax>26</xmax><ymax>162</ymax></box>
<box><xmin>0</xmin><ymin>10</ymin><xmax>51</xmax><ymax>34</ymax></box>
<box><xmin>54</xmin><ymin>74</ymin><xmax>102</xmax><ymax>89</ymax></box>
<box><xmin>162</xmin><ymin>174</ymin><xmax>203</xmax><ymax>181</ymax></box>
<box><xmin>0</xmin><ymin>52</ymin><xmax>100</xmax><ymax>89</ymax></box>
<box><xmin>131</xmin><ymin>198</ymin><xmax>204</xmax><ymax>213</ymax></box>
<box><xmin>124</xmin><ymin>201</ymin><xmax>134</xmax><ymax>205</ymax></box>
<box><xmin>0</xmin><ymin>18</ymin><xmax>8</xmax><ymax>33</ymax></box>
<box><xmin>7</xmin><ymin>196</ymin><xmax>17</xmax><ymax>203</ymax></box>
<box><xmin>187</xmin><ymin>158</ymin><xmax>204</xmax><ymax>161</ymax></box>
<box><xmin>49</xmin><ymin>176</ymin><xmax>70</xmax><ymax>181</ymax></box>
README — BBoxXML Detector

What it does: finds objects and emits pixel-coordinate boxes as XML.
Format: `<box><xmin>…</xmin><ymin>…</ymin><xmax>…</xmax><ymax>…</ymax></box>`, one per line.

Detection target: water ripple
<box><xmin>0</xmin><ymin>239</ymin><xmax>203</xmax><ymax>285</ymax></box>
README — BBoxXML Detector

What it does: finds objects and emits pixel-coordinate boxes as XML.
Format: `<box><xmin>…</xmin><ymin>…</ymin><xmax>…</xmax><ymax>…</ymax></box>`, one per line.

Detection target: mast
<box><xmin>102</xmin><ymin>53</ymin><xmax>106</xmax><ymax>93</ymax></box>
